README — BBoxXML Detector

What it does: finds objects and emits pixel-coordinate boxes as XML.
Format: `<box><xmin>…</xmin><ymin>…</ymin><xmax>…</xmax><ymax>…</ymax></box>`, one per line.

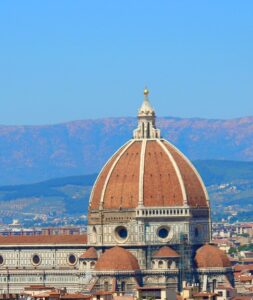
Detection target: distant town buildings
<box><xmin>0</xmin><ymin>224</ymin><xmax>83</xmax><ymax>237</ymax></box>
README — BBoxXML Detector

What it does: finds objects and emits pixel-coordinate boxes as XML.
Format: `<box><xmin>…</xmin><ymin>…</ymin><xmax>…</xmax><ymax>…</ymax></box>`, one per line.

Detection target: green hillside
<box><xmin>193</xmin><ymin>160</ymin><xmax>253</xmax><ymax>185</ymax></box>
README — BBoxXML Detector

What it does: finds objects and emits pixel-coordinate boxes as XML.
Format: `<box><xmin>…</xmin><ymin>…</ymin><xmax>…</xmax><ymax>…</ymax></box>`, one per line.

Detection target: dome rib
<box><xmin>89</xmin><ymin>145</ymin><xmax>126</xmax><ymax>210</ymax></box>
<box><xmin>143</xmin><ymin>140</ymin><xmax>185</xmax><ymax>206</ymax></box>
<box><xmin>89</xmin><ymin>139</ymin><xmax>209</xmax><ymax>209</ymax></box>
<box><xmin>165</xmin><ymin>139</ymin><xmax>209</xmax><ymax>202</ymax></box>
<box><xmin>103</xmin><ymin>141</ymin><xmax>141</xmax><ymax>209</ymax></box>
<box><xmin>138</xmin><ymin>139</ymin><xmax>147</xmax><ymax>206</ymax></box>
<box><xmin>100</xmin><ymin>140</ymin><xmax>134</xmax><ymax>209</ymax></box>
<box><xmin>162</xmin><ymin>139</ymin><xmax>209</xmax><ymax>208</ymax></box>
<box><xmin>157</xmin><ymin>139</ymin><xmax>187</xmax><ymax>205</ymax></box>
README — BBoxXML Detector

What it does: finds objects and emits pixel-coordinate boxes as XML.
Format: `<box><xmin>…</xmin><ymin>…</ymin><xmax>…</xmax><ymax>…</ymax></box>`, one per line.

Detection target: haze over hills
<box><xmin>0</xmin><ymin>160</ymin><xmax>252</xmax><ymax>224</ymax></box>
<box><xmin>1</xmin><ymin>116</ymin><xmax>253</xmax><ymax>185</ymax></box>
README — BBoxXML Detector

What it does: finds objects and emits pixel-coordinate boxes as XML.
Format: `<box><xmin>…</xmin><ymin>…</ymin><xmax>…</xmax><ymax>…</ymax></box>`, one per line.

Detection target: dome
<box><xmin>153</xmin><ymin>246</ymin><xmax>180</xmax><ymax>258</ymax></box>
<box><xmin>89</xmin><ymin>139</ymin><xmax>208</xmax><ymax>210</ymax></box>
<box><xmin>89</xmin><ymin>89</ymin><xmax>209</xmax><ymax>211</ymax></box>
<box><xmin>80</xmin><ymin>247</ymin><xmax>97</xmax><ymax>259</ymax></box>
<box><xmin>195</xmin><ymin>244</ymin><xmax>231</xmax><ymax>268</ymax></box>
<box><xmin>95</xmin><ymin>246</ymin><xmax>140</xmax><ymax>271</ymax></box>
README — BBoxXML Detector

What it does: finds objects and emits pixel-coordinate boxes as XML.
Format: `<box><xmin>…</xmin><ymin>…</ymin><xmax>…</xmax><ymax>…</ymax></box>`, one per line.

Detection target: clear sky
<box><xmin>0</xmin><ymin>1</ymin><xmax>253</xmax><ymax>125</ymax></box>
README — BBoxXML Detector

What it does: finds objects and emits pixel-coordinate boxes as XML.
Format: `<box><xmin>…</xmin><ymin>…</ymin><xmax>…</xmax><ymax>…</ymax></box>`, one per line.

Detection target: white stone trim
<box><xmin>99</xmin><ymin>139</ymin><xmax>135</xmax><ymax>209</ymax></box>
<box><xmin>157</xmin><ymin>139</ymin><xmax>187</xmax><ymax>205</ymax></box>
<box><xmin>162</xmin><ymin>139</ymin><xmax>210</xmax><ymax>207</ymax></box>
<box><xmin>136</xmin><ymin>206</ymin><xmax>191</xmax><ymax>218</ymax></box>
<box><xmin>88</xmin><ymin>140</ymin><xmax>131</xmax><ymax>209</ymax></box>
<box><xmin>138</xmin><ymin>139</ymin><xmax>147</xmax><ymax>206</ymax></box>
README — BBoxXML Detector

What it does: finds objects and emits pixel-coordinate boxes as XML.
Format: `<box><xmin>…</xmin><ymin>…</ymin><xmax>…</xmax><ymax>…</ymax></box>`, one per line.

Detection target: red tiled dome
<box><xmin>89</xmin><ymin>139</ymin><xmax>208</xmax><ymax>210</ymax></box>
<box><xmin>80</xmin><ymin>247</ymin><xmax>97</xmax><ymax>259</ymax></box>
<box><xmin>195</xmin><ymin>244</ymin><xmax>231</xmax><ymax>268</ymax></box>
<box><xmin>153</xmin><ymin>246</ymin><xmax>180</xmax><ymax>258</ymax></box>
<box><xmin>95</xmin><ymin>246</ymin><xmax>140</xmax><ymax>271</ymax></box>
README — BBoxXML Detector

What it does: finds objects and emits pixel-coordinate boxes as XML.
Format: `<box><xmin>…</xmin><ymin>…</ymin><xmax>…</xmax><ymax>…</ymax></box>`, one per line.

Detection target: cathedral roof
<box><xmin>153</xmin><ymin>246</ymin><xmax>180</xmax><ymax>258</ymax></box>
<box><xmin>89</xmin><ymin>138</ymin><xmax>208</xmax><ymax>210</ymax></box>
<box><xmin>195</xmin><ymin>244</ymin><xmax>231</xmax><ymax>268</ymax></box>
<box><xmin>0</xmin><ymin>234</ymin><xmax>87</xmax><ymax>245</ymax></box>
<box><xmin>80</xmin><ymin>247</ymin><xmax>97</xmax><ymax>259</ymax></box>
<box><xmin>95</xmin><ymin>246</ymin><xmax>140</xmax><ymax>271</ymax></box>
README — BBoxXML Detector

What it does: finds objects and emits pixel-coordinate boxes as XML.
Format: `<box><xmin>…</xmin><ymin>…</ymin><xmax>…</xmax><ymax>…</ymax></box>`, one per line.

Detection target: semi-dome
<box><xmin>195</xmin><ymin>244</ymin><xmax>231</xmax><ymax>268</ymax></box>
<box><xmin>89</xmin><ymin>89</ymin><xmax>209</xmax><ymax>211</ymax></box>
<box><xmin>153</xmin><ymin>246</ymin><xmax>180</xmax><ymax>258</ymax></box>
<box><xmin>80</xmin><ymin>247</ymin><xmax>97</xmax><ymax>259</ymax></box>
<box><xmin>95</xmin><ymin>246</ymin><xmax>140</xmax><ymax>271</ymax></box>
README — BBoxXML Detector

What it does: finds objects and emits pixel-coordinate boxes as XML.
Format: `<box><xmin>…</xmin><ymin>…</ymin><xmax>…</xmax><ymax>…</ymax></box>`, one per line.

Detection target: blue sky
<box><xmin>0</xmin><ymin>1</ymin><xmax>253</xmax><ymax>125</ymax></box>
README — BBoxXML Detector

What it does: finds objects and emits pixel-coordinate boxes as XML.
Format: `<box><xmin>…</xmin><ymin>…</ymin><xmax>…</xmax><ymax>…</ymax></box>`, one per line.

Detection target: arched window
<box><xmin>142</xmin><ymin>123</ymin><xmax>145</xmax><ymax>138</ymax></box>
<box><xmin>104</xmin><ymin>281</ymin><xmax>109</xmax><ymax>291</ymax></box>
<box><xmin>158</xmin><ymin>260</ymin><xmax>163</xmax><ymax>269</ymax></box>
<box><xmin>147</xmin><ymin>122</ymin><xmax>150</xmax><ymax>138</ymax></box>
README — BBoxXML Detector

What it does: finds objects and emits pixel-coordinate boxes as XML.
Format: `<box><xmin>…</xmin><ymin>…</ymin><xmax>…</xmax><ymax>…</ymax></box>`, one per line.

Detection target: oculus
<box><xmin>157</xmin><ymin>226</ymin><xmax>173</xmax><ymax>241</ymax></box>
<box><xmin>68</xmin><ymin>254</ymin><xmax>77</xmax><ymax>265</ymax></box>
<box><xmin>114</xmin><ymin>226</ymin><xmax>128</xmax><ymax>242</ymax></box>
<box><xmin>158</xmin><ymin>227</ymin><xmax>169</xmax><ymax>239</ymax></box>
<box><xmin>32</xmin><ymin>254</ymin><xmax>41</xmax><ymax>266</ymax></box>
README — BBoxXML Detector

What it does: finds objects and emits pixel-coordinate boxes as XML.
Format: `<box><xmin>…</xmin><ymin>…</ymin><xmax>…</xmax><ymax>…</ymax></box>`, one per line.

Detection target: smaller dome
<box><xmin>195</xmin><ymin>244</ymin><xmax>231</xmax><ymax>268</ymax></box>
<box><xmin>153</xmin><ymin>246</ymin><xmax>180</xmax><ymax>258</ymax></box>
<box><xmin>95</xmin><ymin>246</ymin><xmax>140</xmax><ymax>271</ymax></box>
<box><xmin>80</xmin><ymin>247</ymin><xmax>97</xmax><ymax>259</ymax></box>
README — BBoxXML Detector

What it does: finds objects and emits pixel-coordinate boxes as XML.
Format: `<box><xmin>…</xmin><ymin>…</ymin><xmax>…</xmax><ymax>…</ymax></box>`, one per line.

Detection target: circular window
<box><xmin>0</xmin><ymin>255</ymin><xmax>4</xmax><ymax>265</ymax></box>
<box><xmin>158</xmin><ymin>227</ymin><xmax>169</xmax><ymax>239</ymax></box>
<box><xmin>32</xmin><ymin>254</ymin><xmax>41</xmax><ymax>266</ymax></box>
<box><xmin>68</xmin><ymin>254</ymin><xmax>77</xmax><ymax>265</ymax></box>
<box><xmin>114</xmin><ymin>226</ymin><xmax>128</xmax><ymax>242</ymax></box>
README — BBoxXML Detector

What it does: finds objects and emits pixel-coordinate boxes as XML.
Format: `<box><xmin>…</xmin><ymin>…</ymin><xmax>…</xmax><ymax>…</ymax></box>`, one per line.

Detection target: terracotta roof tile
<box><xmin>195</xmin><ymin>244</ymin><xmax>231</xmax><ymax>268</ymax></box>
<box><xmin>234</xmin><ymin>264</ymin><xmax>253</xmax><ymax>272</ymax></box>
<box><xmin>89</xmin><ymin>138</ymin><xmax>208</xmax><ymax>209</ymax></box>
<box><xmin>95</xmin><ymin>246</ymin><xmax>140</xmax><ymax>271</ymax></box>
<box><xmin>144</xmin><ymin>141</ymin><xmax>184</xmax><ymax>206</ymax></box>
<box><xmin>103</xmin><ymin>141</ymin><xmax>141</xmax><ymax>209</ymax></box>
<box><xmin>163</xmin><ymin>140</ymin><xmax>208</xmax><ymax>207</ymax></box>
<box><xmin>0</xmin><ymin>234</ymin><xmax>87</xmax><ymax>245</ymax></box>
<box><xmin>89</xmin><ymin>143</ymin><xmax>130</xmax><ymax>210</ymax></box>
<box><xmin>153</xmin><ymin>246</ymin><xmax>180</xmax><ymax>258</ymax></box>
<box><xmin>80</xmin><ymin>247</ymin><xmax>97</xmax><ymax>259</ymax></box>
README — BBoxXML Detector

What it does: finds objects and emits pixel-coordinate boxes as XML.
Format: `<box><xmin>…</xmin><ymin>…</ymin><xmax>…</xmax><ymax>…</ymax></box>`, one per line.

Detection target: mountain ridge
<box><xmin>1</xmin><ymin>116</ymin><xmax>253</xmax><ymax>185</ymax></box>
<box><xmin>2</xmin><ymin>114</ymin><xmax>253</xmax><ymax>127</ymax></box>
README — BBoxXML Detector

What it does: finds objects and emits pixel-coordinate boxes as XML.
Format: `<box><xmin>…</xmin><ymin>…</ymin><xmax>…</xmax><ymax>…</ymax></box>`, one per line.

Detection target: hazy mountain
<box><xmin>1</xmin><ymin>116</ymin><xmax>253</xmax><ymax>185</ymax></box>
